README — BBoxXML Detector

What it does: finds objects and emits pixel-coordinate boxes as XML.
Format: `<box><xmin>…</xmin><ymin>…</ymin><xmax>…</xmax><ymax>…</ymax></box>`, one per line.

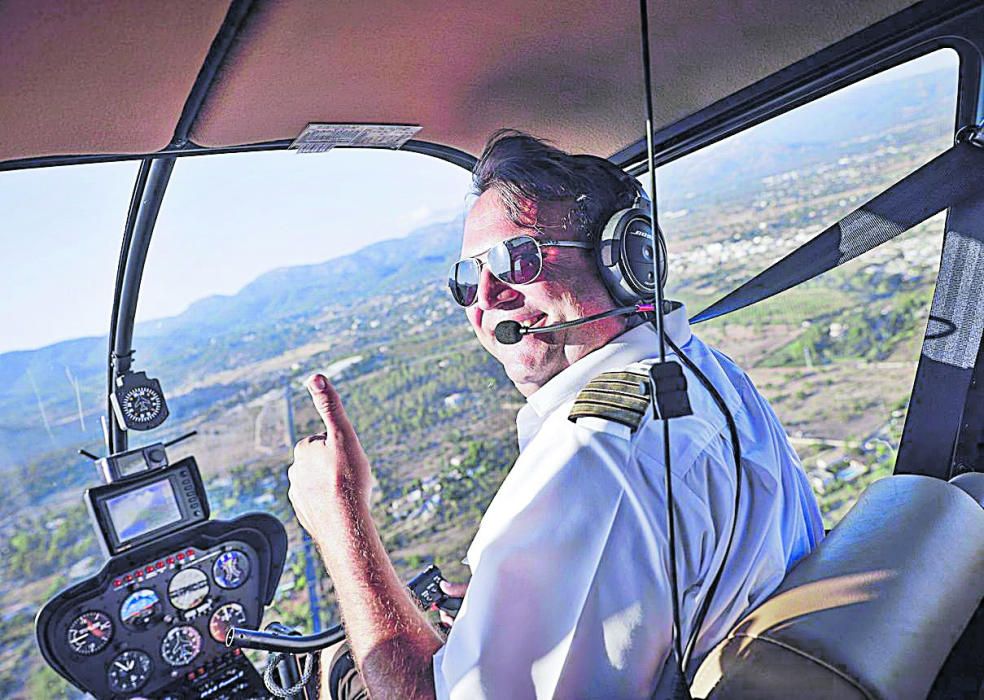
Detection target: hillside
<box><xmin>0</xmin><ymin>64</ymin><xmax>958</xmax><ymax>698</ymax></box>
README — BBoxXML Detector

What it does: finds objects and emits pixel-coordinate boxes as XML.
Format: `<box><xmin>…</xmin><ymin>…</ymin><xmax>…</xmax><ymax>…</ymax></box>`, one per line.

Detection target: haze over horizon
<box><xmin>0</xmin><ymin>149</ymin><xmax>472</xmax><ymax>354</ymax></box>
<box><xmin>0</xmin><ymin>50</ymin><xmax>956</xmax><ymax>355</ymax></box>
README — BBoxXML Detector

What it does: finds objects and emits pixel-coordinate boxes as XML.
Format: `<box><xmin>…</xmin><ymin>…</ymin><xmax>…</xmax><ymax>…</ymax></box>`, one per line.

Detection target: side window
<box><xmin>654</xmin><ymin>50</ymin><xmax>959</xmax><ymax>528</ymax></box>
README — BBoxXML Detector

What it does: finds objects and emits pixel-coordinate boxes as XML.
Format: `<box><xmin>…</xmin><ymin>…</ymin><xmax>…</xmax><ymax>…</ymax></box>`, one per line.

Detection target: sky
<box><xmin>0</xmin><ymin>150</ymin><xmax>472</xmax><ymax>353</ymax></box>
<box><xmin>0</xmin><ymin>49</ymin><xmax>957</xmax><ymax>355</ymax></box>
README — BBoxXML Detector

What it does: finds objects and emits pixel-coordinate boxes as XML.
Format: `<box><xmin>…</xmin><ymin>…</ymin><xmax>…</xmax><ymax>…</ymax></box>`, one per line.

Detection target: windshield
<box><xmin>0</xmin><ymin>48</ymin><xmax>963</xmax><ymax>699</ymax></box>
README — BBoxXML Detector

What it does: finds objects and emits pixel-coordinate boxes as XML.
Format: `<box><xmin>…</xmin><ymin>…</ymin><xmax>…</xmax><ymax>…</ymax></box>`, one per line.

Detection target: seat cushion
<box><xmin>692</xmin><ymin>475</ymin><xmax>984</xmax><ymax>700</ymax></box>
<box><xmin>950</xmin><ymin>471</ymin><xmax>984</xmax><ymax>508</ymax></box>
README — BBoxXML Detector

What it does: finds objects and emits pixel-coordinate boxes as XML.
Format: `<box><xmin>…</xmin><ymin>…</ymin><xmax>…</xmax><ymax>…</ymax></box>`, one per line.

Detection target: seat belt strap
<box><xmin>691</xmin><ymin>138</ymin><xmax>984</xmax><ymax>324</ymax></box>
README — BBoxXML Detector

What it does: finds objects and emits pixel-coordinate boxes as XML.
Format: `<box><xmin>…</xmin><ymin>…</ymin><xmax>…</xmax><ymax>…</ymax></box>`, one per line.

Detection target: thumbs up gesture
<box><xmin>287</xmin><ymin>374</ymin><xmax>372</xmax><ymax>538</ymax></box>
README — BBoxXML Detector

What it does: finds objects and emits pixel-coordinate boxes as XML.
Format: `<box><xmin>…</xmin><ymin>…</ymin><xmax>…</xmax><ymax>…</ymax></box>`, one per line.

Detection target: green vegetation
<box><xmin>3</xmin><ymin>506</ymin><xmax>97</xmax><ymax>582</ymax></box>
<box><xmin>0</xmin><ymin>80</ymin><xmax>955</xmax><ymax>698</ymax></box>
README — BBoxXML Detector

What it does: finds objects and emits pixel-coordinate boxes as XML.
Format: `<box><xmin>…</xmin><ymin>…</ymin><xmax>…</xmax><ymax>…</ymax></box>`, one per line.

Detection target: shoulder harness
<box><xmin>568</xmin><ymin>369</ymin><xmax>651</xmax><ymax>432</ymax></box>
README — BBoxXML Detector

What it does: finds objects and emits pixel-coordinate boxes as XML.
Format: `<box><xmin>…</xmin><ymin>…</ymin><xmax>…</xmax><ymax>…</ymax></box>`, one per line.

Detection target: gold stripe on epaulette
<box><xmin>568</xmin><ymin>370</ymin><xmax>653</xmax><ymax>432</ymax></box>
<box><xmin>575</xmin><ymin>389</ymin><xmax>650</xmax><ymax>414</ymax></box>
<box><xmin>584</xmin><ymin>379</ymin><xmax>647</xmax><ymax>395</ymax></box>
<box><xmin>569</xmin><ymin>401</ymin><xmax>646</xmax><ymax>430</ymax></box>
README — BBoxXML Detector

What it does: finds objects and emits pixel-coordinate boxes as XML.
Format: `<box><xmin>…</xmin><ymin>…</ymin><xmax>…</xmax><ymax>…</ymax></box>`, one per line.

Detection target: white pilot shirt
<box><xmin>432</xmin><ymin>304</ymin><xmax>824</xmax><ymax>699</ymax></box>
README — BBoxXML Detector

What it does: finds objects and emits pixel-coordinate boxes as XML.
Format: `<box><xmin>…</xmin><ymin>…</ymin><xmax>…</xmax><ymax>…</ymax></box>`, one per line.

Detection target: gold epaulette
<box><xmin>568</xmin><ymin>370</ymin><xmax>651</xmax><ymax>432</ymax></box>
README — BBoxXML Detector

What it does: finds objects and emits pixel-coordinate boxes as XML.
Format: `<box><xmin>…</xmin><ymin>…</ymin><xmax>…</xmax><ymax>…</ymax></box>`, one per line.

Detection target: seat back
<box><xmin>691</xmin><ymin>474</ymin><xmax>984</xmax><ymax>700</ymax></box>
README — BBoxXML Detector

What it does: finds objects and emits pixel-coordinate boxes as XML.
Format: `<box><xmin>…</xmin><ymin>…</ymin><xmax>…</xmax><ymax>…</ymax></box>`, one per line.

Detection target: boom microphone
<box><xmin>494</xmin><ymin>304</ymin><xmax>655</xmax><ymax>345</ymax></box>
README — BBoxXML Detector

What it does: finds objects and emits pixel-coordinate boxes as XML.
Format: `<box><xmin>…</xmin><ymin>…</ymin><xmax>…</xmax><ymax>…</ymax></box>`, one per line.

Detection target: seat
<box><xmin>691</xmin><ymin>473</ymin><xmax>984</xmax><ymax>700</ymax></box>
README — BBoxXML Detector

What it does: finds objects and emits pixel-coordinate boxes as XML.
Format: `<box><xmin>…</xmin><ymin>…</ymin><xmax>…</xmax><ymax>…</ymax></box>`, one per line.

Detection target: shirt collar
<box><xmin>517</xmin><ymin>302</ymin><xmax>692</xmax><ymax>444</ymax></box>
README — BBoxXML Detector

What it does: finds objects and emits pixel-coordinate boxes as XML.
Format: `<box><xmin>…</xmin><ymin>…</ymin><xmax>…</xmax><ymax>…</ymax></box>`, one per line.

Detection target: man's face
<box><xmin>460</xmin><ymin>189</ymin><xmax>626</xmax><ymax>397</ymax></box>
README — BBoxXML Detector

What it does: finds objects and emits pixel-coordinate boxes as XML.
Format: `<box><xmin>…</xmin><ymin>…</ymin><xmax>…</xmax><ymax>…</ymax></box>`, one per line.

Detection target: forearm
<box><xmin>312</xmin><ymin>487</ymin><xmax>443</xmax><ymax>699</ymax></box>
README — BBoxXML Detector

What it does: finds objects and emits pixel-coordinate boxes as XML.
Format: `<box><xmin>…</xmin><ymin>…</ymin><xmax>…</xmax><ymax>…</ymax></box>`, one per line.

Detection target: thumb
<box><xmin>440</xmin><ymin>580</ymin><xmax>469</xmax><ymax>598</ymax></box>
<box><xmin>307</xmin><ymin>374</ymin><xmax>349</xmax><ymax>432</ymax></box>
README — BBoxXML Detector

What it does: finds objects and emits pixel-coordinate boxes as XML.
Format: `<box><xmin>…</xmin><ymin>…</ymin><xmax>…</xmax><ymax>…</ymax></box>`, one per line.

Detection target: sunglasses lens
<box><xmin>490</xmin><ymin>236</ymin><xmax>542</xmax><ymax>285</ymax></box>
<box><xmin>449</xmin><ymin>259</ymin><xmax>479</xmax><ymax>306</ymax></box>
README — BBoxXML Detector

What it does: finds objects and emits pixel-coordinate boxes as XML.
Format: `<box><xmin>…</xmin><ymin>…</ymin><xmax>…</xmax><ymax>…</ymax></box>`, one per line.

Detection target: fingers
<box><xmin>439</xmin><ymin>610</ymin><xmax>455</xmax><ymax>628</ymax></box>
<box><xmin>439</xmin><ymin>580</ymin><xmax>469</xmax><ymax>598</ymax></box>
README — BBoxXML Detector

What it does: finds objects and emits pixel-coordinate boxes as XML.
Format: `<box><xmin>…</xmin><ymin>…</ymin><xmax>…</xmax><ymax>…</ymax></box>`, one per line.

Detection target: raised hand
<box><xmin>287</xmin><ymin>374</ymin><xmax>372</xmax><ymax>539</ymax></box>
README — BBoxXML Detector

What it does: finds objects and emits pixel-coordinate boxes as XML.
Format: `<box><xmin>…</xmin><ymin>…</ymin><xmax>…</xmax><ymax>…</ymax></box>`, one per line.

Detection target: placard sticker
<box><xmin>291</xmin><ymin>123</ymin><xmax>422</xmax><ymax>153</ymax></box>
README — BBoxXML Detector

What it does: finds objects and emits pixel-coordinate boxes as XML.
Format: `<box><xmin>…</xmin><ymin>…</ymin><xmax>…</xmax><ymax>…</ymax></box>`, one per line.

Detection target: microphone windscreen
<box><xmin>494</xmin><ymin>321</ymin><xmax>524</xmax><ymax>345</ymax></box>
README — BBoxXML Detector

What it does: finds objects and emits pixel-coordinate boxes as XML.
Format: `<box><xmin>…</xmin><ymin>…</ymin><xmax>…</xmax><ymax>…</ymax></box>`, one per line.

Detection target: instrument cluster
<box><xmin>52</xmin><ymin>541</ymin><xmax>260</xmax><ymax>698</ymax></box>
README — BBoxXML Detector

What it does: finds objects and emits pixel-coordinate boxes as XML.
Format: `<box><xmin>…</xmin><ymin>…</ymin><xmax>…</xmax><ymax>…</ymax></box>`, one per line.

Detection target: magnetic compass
<box><xmin>66</xmin><ymin>610</ymin><xmax>113</xmax><ymax>655</ymax></box>
<box><xmin>121</xmin><ymin>386</ymin><xmax>162</xmax><ymax>424</ymax></box>
<box><xmin>111</xmin><ymin>371</ymin><xmax>169</xmax><ymax>431</ymax></box>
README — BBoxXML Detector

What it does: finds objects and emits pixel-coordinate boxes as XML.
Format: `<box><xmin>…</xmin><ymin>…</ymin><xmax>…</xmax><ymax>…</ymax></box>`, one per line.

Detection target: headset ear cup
<box><xmin>596</xmin><ymin>207</ymin><xmax>667</xmax><ymax>305</ymax></box>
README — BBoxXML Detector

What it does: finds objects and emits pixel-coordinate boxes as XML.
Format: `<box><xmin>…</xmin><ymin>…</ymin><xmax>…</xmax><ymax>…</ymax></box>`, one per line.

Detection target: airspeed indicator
<box><xmin>66</xmin><ymin>611</ymin><xmax>113</xmax><ymax>655</ymax></box>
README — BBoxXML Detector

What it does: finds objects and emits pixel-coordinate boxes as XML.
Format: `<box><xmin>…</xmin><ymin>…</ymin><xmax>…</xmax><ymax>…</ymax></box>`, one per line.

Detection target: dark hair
<box><xmin>471</xmin><ymin>129</ymin><xmax>641</xmax><ymax>241</ymax></box>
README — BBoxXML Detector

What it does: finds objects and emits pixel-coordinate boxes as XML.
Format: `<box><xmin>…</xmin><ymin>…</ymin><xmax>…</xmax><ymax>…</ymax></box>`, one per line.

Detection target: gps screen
<box><xmin>106</xmin><ymin>480</ymin><xmax>182</xmax><ymax>543</ymax></box>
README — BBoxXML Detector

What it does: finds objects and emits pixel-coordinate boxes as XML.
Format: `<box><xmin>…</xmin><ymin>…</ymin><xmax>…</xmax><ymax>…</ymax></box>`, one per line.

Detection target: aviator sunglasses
<box><xmin>448</xmin><ymin>235</ymin><xmax>593</xmax><ymax>307</ymax></box>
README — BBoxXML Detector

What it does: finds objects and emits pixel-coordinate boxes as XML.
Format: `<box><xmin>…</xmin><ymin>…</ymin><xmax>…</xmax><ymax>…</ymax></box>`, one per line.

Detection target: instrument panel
<box><xmin>37</xmin><ymin>514</ymin><xmax>286</xmax><ymax>700</ymax></box>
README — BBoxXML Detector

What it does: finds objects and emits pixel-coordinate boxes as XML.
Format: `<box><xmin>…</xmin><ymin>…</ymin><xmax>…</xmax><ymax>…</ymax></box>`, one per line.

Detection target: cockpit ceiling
<box><xmin>1</xmin><ymin>0</ymin><xmax>919</xmax><ymax>165</ymax></box>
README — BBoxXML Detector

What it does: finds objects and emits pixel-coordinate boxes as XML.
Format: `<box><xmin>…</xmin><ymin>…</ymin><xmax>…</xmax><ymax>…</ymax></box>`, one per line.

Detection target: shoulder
<box><xmin>567</xmin><ymin>366</ymin><xmax>652</xmax><ymax>434</ymax></box>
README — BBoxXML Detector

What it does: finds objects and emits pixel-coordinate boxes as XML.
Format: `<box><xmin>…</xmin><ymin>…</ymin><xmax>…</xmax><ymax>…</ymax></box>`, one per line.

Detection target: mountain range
<box><xmin>0</xmin><ymin>65</ymin><xmax>954</xmax><ymax>477</ymax></box>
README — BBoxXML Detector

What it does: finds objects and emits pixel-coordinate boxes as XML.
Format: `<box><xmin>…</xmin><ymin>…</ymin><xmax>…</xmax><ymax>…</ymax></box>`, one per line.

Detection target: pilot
<box><xmin>287</xmin><ymin>130</ymin><xmax>824</xmax><ymax>699</ymax></box>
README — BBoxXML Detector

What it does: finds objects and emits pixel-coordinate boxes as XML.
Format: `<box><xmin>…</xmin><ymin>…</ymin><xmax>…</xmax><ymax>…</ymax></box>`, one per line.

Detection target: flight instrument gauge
<box><xmin>121</xmin><ymin>386</ymin><xmax>162</xmax><ymax>424</ymax></box>
<box><xmin>107</xmin><ymin>649</ymin><xmax>153</xmax><ymax>694</ymax></box>
<box><xmin>66</xmin><ymin>610</ymin><xmax>113</xmax><ymax>655</ymax></box>
<box><xmin>161</xmin><ymin>625</ymin><xmax>202</xmax><ymax>667</ymax></box>
<box><xmin>209</xmin><ymin>602</ymin><xmax>247</xmax><ymax>642</ymax></box>
<box><xmin>168</xmin><ymin>567</ymin><xmax>209</xmax><ymax>610</ymax></box>
<box><xmin>111</xmin><ymin>371</ymin><xmax>169</xmax><ymax>431</ymax></box>
<box><xmin>120</xmin><ymin>588</ymin><xmax>162</xmax><ymax>628</ymax></box>
<box><xmin>213</xmin><ymin>549</ymin><xmax>250</xmax><ymax>589</ymax></box>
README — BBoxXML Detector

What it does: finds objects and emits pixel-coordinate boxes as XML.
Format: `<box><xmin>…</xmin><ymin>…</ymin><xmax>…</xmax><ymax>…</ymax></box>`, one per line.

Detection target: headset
<box><xmin>595</xmin><ymin>188</ymin><xmax>669</xmax><ymax>306</ymax></box>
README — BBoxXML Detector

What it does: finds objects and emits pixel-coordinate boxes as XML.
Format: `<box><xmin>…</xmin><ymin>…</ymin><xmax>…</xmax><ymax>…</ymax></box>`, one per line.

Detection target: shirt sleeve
<box><xmin>433</xmin><ymin>428</ymin><xmax>676</xmax><ymax>699</ymax></box>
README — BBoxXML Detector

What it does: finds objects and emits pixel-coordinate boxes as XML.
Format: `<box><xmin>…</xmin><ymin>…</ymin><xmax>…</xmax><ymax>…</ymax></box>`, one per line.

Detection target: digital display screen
<box><xmin>116</xmin><ymin>451</ymin><xmax>148</xmax><ymax>477</ymax></box>
<box><xmin>106</xmin><ymin>479</ymin><xmax>181</xmax><ymax>543</ymax></box>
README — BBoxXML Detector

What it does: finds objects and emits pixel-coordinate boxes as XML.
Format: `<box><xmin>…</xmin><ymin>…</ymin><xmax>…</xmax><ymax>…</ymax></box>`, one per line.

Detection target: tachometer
<box><xmin>66</xmin><ymin>611</ymin><xmax>113</xmax><ymax>655</ymax></box>
<box><xmin>107</xmin><ymin>649</ymin><xmax>152</xmax><ymax>693</ymax></box>
<box><xmin>120</xmin><ymin>588</ymin><xmax>161</xmax><ymax>628</ymax></box>
<box><xmin>168</xmin><ymin>567</ymin><xmax>209</xmax><ymax>610</ymax></box>
<box><xmin>213</xmin><ymin>549</ymin><xmax>250</xmax><ymax>589</ymax></box>
<box><xmin>209</xmin><ymin>602</ymin><xmax>247</xmax><ymax>642</ymax></box>
<box><xmin>161</xmin><ymin>625</ymin><xmax>202</xmax><ymax>667</ymax></box>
